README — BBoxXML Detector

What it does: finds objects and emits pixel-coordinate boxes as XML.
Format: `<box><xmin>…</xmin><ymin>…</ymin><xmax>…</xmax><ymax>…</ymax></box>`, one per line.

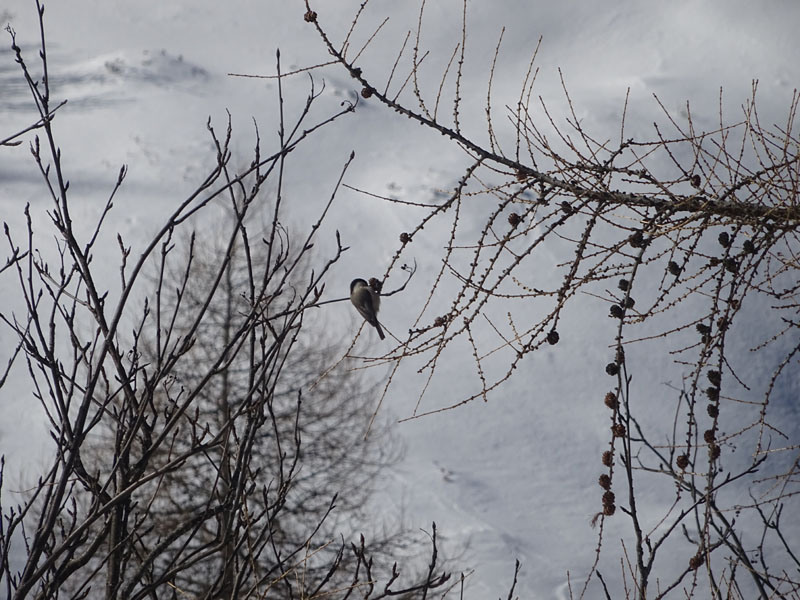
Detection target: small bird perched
<box><xmin>349</xmin><ymin>278</ymin><xmax>385</xmax><ymax>340</ymax></box>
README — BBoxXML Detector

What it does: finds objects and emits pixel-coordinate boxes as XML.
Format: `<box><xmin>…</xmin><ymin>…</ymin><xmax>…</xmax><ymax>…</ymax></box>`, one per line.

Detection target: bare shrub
<box><xmin>0</xmin><ymin>5</ymin><xmax>450</xmax><ymax>598</ymax></box>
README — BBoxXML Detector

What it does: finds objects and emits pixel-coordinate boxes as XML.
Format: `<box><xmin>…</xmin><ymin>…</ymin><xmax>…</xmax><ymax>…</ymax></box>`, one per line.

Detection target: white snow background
<box><xmin>1</xmin><ymin>1</ymin><xmax>799</xmax><ymax>598</ymax></box>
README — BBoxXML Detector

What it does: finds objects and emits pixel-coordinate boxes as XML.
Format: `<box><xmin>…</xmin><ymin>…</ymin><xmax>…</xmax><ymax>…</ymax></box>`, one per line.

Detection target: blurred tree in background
<box><xmin>72</xmin><ymin>216</ymin><xmax>409</xmax><ymax>598</ymax></box>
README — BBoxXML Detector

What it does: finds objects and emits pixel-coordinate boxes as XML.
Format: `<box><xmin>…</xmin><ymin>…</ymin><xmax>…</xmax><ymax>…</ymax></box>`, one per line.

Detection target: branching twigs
<box><xmin>304</xmin><ymin>3</ymin><xmax>800</xmax><ymax>599</ymax></box>
<box><xmin>0</xmin><ymin>6</ymin><xmax>453</xmax><ymax>599</ymax></box>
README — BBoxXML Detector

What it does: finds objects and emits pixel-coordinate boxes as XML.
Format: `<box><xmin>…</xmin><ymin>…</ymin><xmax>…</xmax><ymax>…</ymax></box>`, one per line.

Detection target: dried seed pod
<box><xmin>724</xmin><ymin>258</ymin><xmax>738</xmax><ymax>273</ymax></box>
<box><xmin>399</xmin><ymin>232</ymin><xmax>411</xmax><ymax>244</ymax></box>
<box><xmin>604</xmin><ymin>392</ymin><xmax>618</xmax><ymax>410</ymax></box>
<box><xmin>618</xmin><ymin>279</ymin><xmax>629</xmax><ymax>291</ymax></box>
<box><xmin>602</xmin><ymin>450</ymin><xmax>613</xmax><ymax>467</ymax></box>
<box><xmin>703</xmin><ymin>429</ymin><xmax>716</xmax><ymax>444</ymax></box>
<box><xmin>611</xmin><ymin>423</ymin><xmax>626</xmax><ymax>438</ymax></box>
<box><xmin>676</xmin><ymin>454</ymin><xmax>690</xmax><ymax>470</ymax></box>
<box><xmin>710</xmin><ymin>444</ymin><xmax>721</xmax><ymax>459</ymax></box>
<box><xmin>668</xmin><ymin>261</ymin><xmax>682</xmax><ymax>276</ymax></box>
<box><xmin>629</xmin><ymin>231</ymin><xmax>646</xmax><ymax>248</ymax></box>
<box><xmin>598</xmin><ymin>474</ymin><xmax>612</xmax><ymax>490</ymax></box>
<box><xmin>546</xmin><ymin>329</ymin><xmax>559</xmax><ymax>345</ymax></box>
<box><xmin>707</xmin><ymin>404</ymin><xmax>719</xmax><ymax>418</ymax></box>
<box><xmin>696</xmin><ymin>323</ymin><xmax>711</xmax><ymax>335</ymax></box>
<box><xmin>508</xmin><ymin>212</ymin><xmax>523</xmax><ymax>227</ymax></box>
<box><xmin>707</xmin><ymin>370</ymin><xmax>721</xmax><ymax>386</ymax></box>
<box><xmin>605</xmin><ymin>363</ymin><xmax>620</xmax><ymax>376</ymax></box>
<box><xmin>361</xmin><ymin>86</ymin><xmax>374</xmax><ymax>98</ymax></box>
<box><xmin>705</xmin><ymin>387</ymin><xmax>719</xmax><ymax>401</ymax></box>
<box><xmin>690</xmin><ymin>174</ymin><xmax>702</xmax><ymax>188</ymax></box>
<box><xmin>603</xmin><ymin>503</ymin><xmax>616</xmax><ymax>516</ymax></box>
<box><xmin>622</xmin><ymin>297</ymin><xmax>635</xmax><ymax>309</ymax></box>
<box><xmin>609</xmin><ymin>304</ymin><xmax>624</xmax><ymax>319</ymax></box>
<box><xmin>718</xmin><ymin>231</ymin><xmax>731</xmax><ymax>247</ymax></box>
<box><xmin>743</xmin><ymin>239</ymin><xmax>756</xmax><ymax>254</ymax></box>
<box><xmin>689</xmin><ymin>553</ymin><xmax>705</xmax><ymax>570</ymax></box>
<box><xmin>303</xmin><ymin>10</ymin><xmax>318</xmax><ymax>22</ymax></box>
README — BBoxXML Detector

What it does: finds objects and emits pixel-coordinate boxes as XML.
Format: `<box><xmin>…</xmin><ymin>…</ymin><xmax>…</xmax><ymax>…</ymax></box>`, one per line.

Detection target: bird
<box><xmin>349</xmin><ymin>278</ymin><xmax>385</xmax><ymax>340</ymax></box>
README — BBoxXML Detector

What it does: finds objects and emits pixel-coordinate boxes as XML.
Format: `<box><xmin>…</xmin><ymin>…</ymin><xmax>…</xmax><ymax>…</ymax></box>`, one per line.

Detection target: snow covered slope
<box><xmin>1</xmin><ymin>1</ymin><xmax>798</xmax><ymax>597</ymax></box>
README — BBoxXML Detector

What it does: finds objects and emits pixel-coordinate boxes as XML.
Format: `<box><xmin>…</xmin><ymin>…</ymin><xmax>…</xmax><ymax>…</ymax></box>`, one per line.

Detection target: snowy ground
<box><xmin>1</xmin><ymin>1</ymin><xmax>799</xmax><ymax>597</ymax></box>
